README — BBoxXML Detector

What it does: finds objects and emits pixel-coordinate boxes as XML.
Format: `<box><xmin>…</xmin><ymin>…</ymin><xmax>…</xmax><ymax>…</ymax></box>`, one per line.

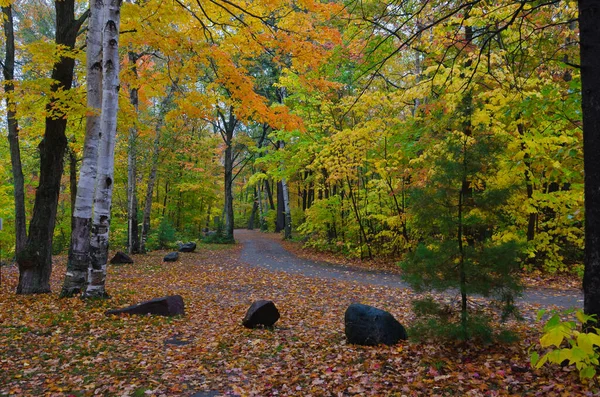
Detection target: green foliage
<box><xmin>202</xmin><ymin>219</ymin><xmax>235</xmax><ymax>244</ymax></box>
<box><xmin>146</xmin><ymin>218</ymin><xmax>178</xmax><ymax>250</ymax></box>
<box><xmin>531</xmin><ymin>310</ymin><xmax>600</xmax><ymax>381</ymax></box>
<box><xmin>409</xmin><ymin>297</ymin><xmax>516</xmax><ymax>343</ymax></box>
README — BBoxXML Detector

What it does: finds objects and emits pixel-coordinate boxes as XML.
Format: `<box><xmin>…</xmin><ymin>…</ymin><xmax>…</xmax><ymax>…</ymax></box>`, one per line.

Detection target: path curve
<box><xmin>235</xmin><ymin>229</ymin><xmax>583</xmax><ymax>310</ymax></box>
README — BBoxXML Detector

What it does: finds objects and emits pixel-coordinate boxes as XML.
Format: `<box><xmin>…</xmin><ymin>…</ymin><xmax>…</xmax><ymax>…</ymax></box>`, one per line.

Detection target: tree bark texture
<box><xmin>61</xmin><ymin>0</ymin><xmax>104</xmax><ymax>297</ymax></box>
<box><xmin>3</xmin><ymin>5</ymin><xmax>27</xmax><ymax>256</ymax></box>
<box><xmin>127</xmin><ymin>52</ymin><xmax>141</xmax><ymax>254</ymax></box>
<box><xmin>17</xmin><ymin>0</ymin><xmax>87</xmax><ymax>294</ymax></box>
<box><xmin>86</xmin><ymin>0</ymin><xmax>121</xmax><ymax>298</ymax></box>
<box><xmin>275</xmin><ymin>181</ymin><xmax>285</xmax><ymax>232</ymax></box>
<box><xmin>222</xmin><ymin>110</ymin><xmax>236</xmax><ymax>241</ymax></box>
<box><xmin>581</xmin><ymin>0</ymin><xmax>600</xmax><ymax>317</ymax></box>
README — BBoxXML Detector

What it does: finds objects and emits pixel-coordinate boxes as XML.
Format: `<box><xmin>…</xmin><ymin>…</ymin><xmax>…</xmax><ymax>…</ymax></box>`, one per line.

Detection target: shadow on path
<box><xmin>235</xmin><ymin>229</ymin><xmax>583</xmax><ymax>310</ymax></box>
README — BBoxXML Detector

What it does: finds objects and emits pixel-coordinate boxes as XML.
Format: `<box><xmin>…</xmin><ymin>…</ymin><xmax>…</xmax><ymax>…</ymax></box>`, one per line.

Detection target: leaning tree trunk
<box><xmin>581</xmin><ymin>0</ymin><xmax>600</xmax><ymax>318</ymax></box>
<box><xmin>60</xmin><ymin>0</ymin><xmax>104</xmax><ymax>297</ymax></box>
<box><xmin>85</xmin><ymin>0</ymin><xmax>121</xmax><ymax>298</ymax></box>
<box><xmin>3</xmin><ymin>5</ymin><xmax>27</xmax><ymax>256</ymax></box>
<box><xmin>127</xmin><ymin>51</ymin><xmax>141</xmax><ymax>254</ymax></box>
<box><xmin>17</xmin><ymin>0</ymin><xmax>87</xmax><ymax>294</ymax></box>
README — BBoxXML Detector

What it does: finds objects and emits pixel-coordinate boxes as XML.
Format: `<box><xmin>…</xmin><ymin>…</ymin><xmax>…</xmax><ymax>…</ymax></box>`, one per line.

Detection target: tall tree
<box><xmin>3</xmin><ymin>3</ymin><xmax>26</xmax><ymax>256</ymax></box>
<box><xmin>61</xmin><ymin>0</ymin><xmax>104</xmax><ymax>297</ymax></box>
<box><xmin>17</xmin><ymin>0</ymin><xmax>88</xmax><ymax>294</ymax></box>
<box><xmin>126</xmin><ymin>51</ymin><xmax>141</xmax><ymax>254</ymax></box>
<box><xmin>85</xmin><ymin>0</ymin><xmax>122</xmax><ymax>298</ymax></box>
<box><xmin>580</xmin><ymin>0</ymin><xmax>600</xmax><ymax>318</ymax></box>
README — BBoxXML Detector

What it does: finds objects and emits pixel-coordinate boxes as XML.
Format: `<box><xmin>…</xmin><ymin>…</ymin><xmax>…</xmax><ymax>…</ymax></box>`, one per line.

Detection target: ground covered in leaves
<box><xmin>0</xmin><ymin>243</ymin><xmax>593</xmax><ymax>396</ymax></box>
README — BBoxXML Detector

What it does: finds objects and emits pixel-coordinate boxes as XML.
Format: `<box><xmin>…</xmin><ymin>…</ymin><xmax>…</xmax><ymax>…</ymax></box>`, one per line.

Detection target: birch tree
<box><xmin>85</xmin><ymin>0</ymin><xmax>121</xmax><ymax>298</ymax></box>
<box><xmin>60</xmin><ymin>0</ymin><xmax>104</xmax><ymax>297</ymax></box>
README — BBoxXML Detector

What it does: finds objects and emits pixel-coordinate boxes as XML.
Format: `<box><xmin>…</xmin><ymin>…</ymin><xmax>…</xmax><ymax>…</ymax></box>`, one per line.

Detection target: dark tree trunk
<box><xmin>581</xmin><ymin>0</ymin><xmax>600</xmax><ymax>317</ymax></box>
<box><xmin>17</xmin><ymin>0</ymin><xmax>87</xmax><ymax>294</ymax></box>
<box><xmin>3</xmin><ymin>5</ymin><xmax>26</xmax><ymax>255</ymax></box>
<box><xmin>264</xmin><ymin>180</ymin><xmax>275</xmax><ymax>210</ymax></box>
<box><xmin>275</xmin><ymin>181</ymin><xmax>285</xmax><ymax>232</ymax></box>
<box><xmin>219</xmin><ymin>107</ymin><xmax>237</xmax><ymax>242</ymax></box>
<box><xmin>127</xmin><ymin>53</ymin><xmax>141</xmax><ymax>254</ymax></box>
<box><xmin>248</xmin><ymin>187</ymin><xmax>258</xmax><ymax>230</ymax></box>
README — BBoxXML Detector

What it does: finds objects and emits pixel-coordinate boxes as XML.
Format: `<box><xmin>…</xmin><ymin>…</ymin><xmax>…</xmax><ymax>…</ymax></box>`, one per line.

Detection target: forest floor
<box><xmin>0</xmin><ymin>231</ymin><xmax>592</xmax><ymax>397</ymax></box>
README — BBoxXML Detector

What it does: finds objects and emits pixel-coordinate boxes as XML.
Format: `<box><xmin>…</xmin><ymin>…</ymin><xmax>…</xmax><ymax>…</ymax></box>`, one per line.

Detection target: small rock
<box><xmin>105</xmin><ymin>295</ymin><xmax>185</xmax><ymax>317</ymax></box>
<box><xmin>179</xmin><ymin>242</ymin><xmax>197</xmax><ymax>252</ymax></box>
<box><xmin>242</xmin><ymin>300</ymin><xmax>280</xmax><ymax>328</ymax></box>
<box><xmin>163</xmin><ymin>252</ymin><xmax>179</xmax><ymax>262</ymax></box>
<box><xmin>109</xmin><ymin>251</ymin><xmax>134</xmax><ymax>264</ymax></box>
<box><xmin>344</xmin><ymin>303</ymin><xmax>407</xmax><ymax>346</ymax></box>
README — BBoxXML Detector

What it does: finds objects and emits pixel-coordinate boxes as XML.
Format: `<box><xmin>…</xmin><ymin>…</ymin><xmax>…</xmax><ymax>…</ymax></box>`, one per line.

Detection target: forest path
<box><xmin>235</xmin><ymin>229</ymin><xmax>584</xmax><ymax>310</ymax></box>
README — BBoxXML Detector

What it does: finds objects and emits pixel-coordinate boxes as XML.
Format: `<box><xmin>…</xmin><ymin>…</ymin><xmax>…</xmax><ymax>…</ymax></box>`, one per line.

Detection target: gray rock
<box><xmin>242</xmin><ymin>300</ymin><xmax>280</xmax><ymax>328</ymax></box>
<box><xmin>344</xmin><ymin>303</ymin><xmax>407</xmax><ymax>346</ymax></box>
<box><xmin>164</xmin><ymin>252</ymin><xmax>179</xmax><ymax>262</ymax></box>
<box><xmin>110</xmin><ymin>251</ymin><xmax>134</xmax><ymax>264</ymax></box>
<box><xmin>106</xmin><ymin>295</ymin><xmax>185</xmax><ymax>317</ymax></box>
<box><xmin>179</xmin><ymin>242</ymin><xmax>197</xmax><ymax>252</ymax></box>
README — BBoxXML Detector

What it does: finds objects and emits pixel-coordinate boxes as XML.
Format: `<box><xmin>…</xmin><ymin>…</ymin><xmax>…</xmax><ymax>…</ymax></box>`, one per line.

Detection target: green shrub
<box><xmin>531</xmin><ymin>309</ymin><xmax>600</xmax><ymax>380</ymax></box>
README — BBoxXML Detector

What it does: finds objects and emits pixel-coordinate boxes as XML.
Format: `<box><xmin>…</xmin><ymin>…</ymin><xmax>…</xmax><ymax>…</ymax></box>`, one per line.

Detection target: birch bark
<box><xmin>85</xmin><ymin>0</ymin><xmax>121</xmax><ymax>298</ymax></box>
<box><xmin>61</xmin><ymin>0</ymin><xmax>104</xmax><ymax>297</ymax></box>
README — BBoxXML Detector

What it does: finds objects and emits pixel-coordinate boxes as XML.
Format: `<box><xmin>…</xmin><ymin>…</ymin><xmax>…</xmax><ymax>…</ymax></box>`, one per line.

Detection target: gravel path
<box><xmin>235</xmin><ymin>229</ymin><xmax>583</xmax><ymax>310</ymax></box>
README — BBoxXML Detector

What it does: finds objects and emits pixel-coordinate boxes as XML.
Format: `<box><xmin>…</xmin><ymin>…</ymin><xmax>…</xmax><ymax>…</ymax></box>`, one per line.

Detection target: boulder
<box><xmin>344</xmin><ymin>303</ymin><xmax>407</xmax><ymax>346</ymax></box>
<box><xmin>163</xmin><ymin>252</ymin><xmax>179</xmax><ymax>262</ymax></box>
<box><xmin>110</xmin><ymin>251</ymin><xmax>134</xmax><ymax>264</ymax></box>
<box><xmin>106</xmin><ymin>295</ymin><xmax>185</xmax><ymax>317</ymax></box>
<box><xmin>242</xmin><ymin>300</ymin><xmax>280</xmax><ymax>328</ymax></box>
<box><xmin>179</xmin><ymin>242</ymin><xmax>197</xmax><ymax>252</ymax></box>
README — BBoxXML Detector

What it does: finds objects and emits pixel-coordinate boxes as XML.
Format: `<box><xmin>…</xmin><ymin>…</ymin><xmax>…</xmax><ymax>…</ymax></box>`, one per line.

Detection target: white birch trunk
<box><xmin>85</xmin><ymin>0</ymin><xmax>121</xmax><ymax>298</ymax></box>
<box><xmin>61</xmin><ymin>0</ymin><xmax>103</xmax><ymax>297</ymax></box>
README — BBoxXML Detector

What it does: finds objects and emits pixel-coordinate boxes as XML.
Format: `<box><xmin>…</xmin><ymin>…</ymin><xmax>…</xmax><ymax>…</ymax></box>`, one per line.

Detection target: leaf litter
<box><xmin>0</xmin><ymin>244</ymin><xmax>593</xmax><ymax>396</ymax></box>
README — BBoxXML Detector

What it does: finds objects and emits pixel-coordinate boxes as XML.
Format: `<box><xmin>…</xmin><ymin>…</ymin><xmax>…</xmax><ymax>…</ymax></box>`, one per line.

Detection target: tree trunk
<box><xmin>127</xmin><ymin>52</ymin><xmax>141</xmax><ymax>254</ymax></box>
<box><xmin>580</xmin><ymin>0</ymin><xmax>600</xmax><ymax>317</ymax></box>
<box><xmin>278</xmin><ymin>141</ymin><xmax>292</xmax><ymax>239</ymax></box>
<box><xmin>265</xmin><ymin>180</ymin><xmax>275</xmax><ymax>210</ymax></box>
<box><xmin>60</xmin><ymin>0</ymin><xmax>103</xmax><ymax>297</ymax></box>
<box><xmin>139</xmin><ymin>84</ymin><xmax>176</xmax><ymax>252</ymax></box>
<box><xmin>248</xmin><ymin>187</ymin><xmax>258</xmax><ymax>230</ymax></box>
<box><xmin>281</xmin><ymin>177</ymin><xmax>292</xmax><ymax>239</ymax></box>
<box><xmin>3</xmin><ymin>5</ymin><xmax>26</xmax><ymax>256</ymax></box>
<box><xmin>17</xmin><ymin>0</ymin><xmax>87</xmax><ymax>294</ymax></box>
<box><xmin>224</xmin><ymin>130</ymin><xmax>235</xmax><ymax>240</ymax></box>
<box><xmin>275</xmin><ymin>181</ymin><xmax>285</xmax><ymax>232</ymax></box>
<box><xmin>85</xmin><ymin>0</ymin><xmax>121</xmax><ymax>299</ymax></box>
<box><xmin>69</xmin><ymin>148</ymin><xmax>77</xmax><ymax>222</ymax></box>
